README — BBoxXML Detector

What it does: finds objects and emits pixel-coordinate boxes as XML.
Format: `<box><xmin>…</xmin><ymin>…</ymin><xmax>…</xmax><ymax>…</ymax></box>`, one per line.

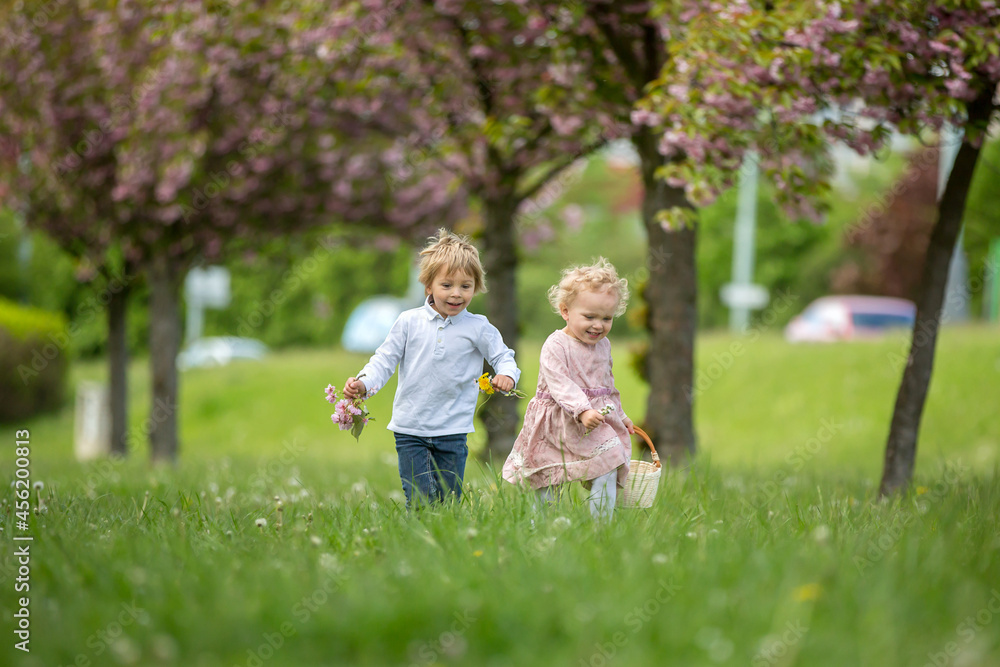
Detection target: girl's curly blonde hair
<box><xmin>547</xmin><ymin>257</ymin><xmax>629</xmax><ymax>317</ymax></box>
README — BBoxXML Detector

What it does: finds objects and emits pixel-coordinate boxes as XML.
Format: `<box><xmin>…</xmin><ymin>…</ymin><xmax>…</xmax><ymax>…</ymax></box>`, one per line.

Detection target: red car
<box><xmin>784</xmin><ymin>296</ymin><xmax>916</xmax><ymax>342</ymax></box>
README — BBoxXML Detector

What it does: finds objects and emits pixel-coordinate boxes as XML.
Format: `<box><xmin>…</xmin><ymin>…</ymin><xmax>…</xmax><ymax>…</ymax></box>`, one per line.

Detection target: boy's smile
<box><xmin>427</xmin><ymin>269</ymin><xmax>475</xmax><ymax>317</ymax></box>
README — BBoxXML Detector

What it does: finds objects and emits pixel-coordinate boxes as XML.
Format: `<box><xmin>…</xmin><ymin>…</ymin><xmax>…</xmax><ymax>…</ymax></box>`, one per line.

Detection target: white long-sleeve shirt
<box><xmin>356</xmin><ymin>298</ymin><xmax>521</xmax><ymax>437</ymax></box>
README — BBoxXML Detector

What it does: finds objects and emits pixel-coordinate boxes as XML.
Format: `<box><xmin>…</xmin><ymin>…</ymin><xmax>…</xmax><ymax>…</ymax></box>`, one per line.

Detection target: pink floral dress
<box><xmin>502</xmin><ymin>330</ymin><xmax>631</xmax><ymax>490</ymax></box>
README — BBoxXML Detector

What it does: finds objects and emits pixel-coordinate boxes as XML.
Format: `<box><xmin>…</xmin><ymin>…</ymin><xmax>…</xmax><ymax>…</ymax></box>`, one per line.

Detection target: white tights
<box><xmin>586</xmin><ymin>470</ymin><xmax>617</xmax><ymax>520</ymax></box>
<box><xmin>534</xmin><ymin>469</ymin><xmax>618</xmax><ymax>520</ymax></box>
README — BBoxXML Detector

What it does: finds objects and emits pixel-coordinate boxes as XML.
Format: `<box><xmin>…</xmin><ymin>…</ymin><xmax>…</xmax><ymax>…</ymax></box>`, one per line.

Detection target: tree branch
<box><xmin>642</xmin><ymin>23</ymin><xmax>661</xmax><ymax>84</ymax></box>
<box><xmin>515</xmin><ymin>135</ymin><xmax>609</xmax><ymax>201</ymax></box>
<box><xmin>586</xmin><ymin>5</ymin><xmax>645</xmax><ymax>90</ymax></box>
<box><xmin>421</xmin><ymin>0</ymin><xmax>496</xmax><ymax>116</ymax></box>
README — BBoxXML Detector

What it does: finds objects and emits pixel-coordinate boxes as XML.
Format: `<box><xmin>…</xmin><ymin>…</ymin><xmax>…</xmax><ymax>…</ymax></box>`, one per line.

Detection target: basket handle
<box><xmin>631</xmin><ymin>426</ymin><xmax>661</xmax><ymax>469</ymax></box>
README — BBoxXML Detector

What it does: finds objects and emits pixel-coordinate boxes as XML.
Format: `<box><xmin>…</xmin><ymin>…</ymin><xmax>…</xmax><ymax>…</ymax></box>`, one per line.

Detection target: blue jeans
<box><xmin>393</xmin><ymin>432</ymin><xmax>468</xmax><ymax>507</ymax></box>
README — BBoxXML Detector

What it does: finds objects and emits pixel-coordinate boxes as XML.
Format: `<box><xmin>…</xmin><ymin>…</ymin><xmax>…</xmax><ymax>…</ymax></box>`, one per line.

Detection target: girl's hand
<box><xmin>343</xmin><ymin>377</ymin><xmax>366</xmax><ymax>399</ymax></box>
<box><xmin>623</xmin><ymin>417</ymin><xmax>635</xmax><ymax>434</ymax></box>
<box><xmin>492</xmin><ymin>374</ymin><xmax>515</xmax><ymax>392</ymax></box>
<box><xmin>580</xmin><ymin>409</ymin><xmax>605</xmax><ymax>431</ymax></box>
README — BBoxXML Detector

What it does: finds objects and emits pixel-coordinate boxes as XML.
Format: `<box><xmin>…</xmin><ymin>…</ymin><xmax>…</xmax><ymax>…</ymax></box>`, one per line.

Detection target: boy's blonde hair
<box><xmin>418</xmin><ymin>229</ymin><xmax>487</xmax><ymax>294</ymax></box>
<box><xmin>547</xmin><ymin>257</ymin><xmax>629</xmax><ymax>316</ymax></box>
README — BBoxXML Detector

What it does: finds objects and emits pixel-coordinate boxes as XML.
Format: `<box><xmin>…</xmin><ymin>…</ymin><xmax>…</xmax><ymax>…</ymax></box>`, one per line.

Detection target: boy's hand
<box><xmin>492</xmin><ymin>374</ymin><xmax>514</xmax><ymax>392</ymax></box>
<box><xmin>622</xmin><ymin>417</ymin><xmax>636</xmax><ymax>434</ymax></box>
<box><xmin>343</xmin><ymin>377</ymin><xmax>367</xmax><ymax>400</ymax></box>
<box><xmin>580</xmin><ymin>409</ymin><xmax>605</xmax><ymax>431</ymax></box>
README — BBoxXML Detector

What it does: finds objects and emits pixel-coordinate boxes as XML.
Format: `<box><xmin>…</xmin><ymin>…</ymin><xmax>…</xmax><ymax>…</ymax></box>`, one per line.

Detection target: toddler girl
<box><xmin>502</xmin><ymin>258</ymin><xmax>634</xmax><ymax>520</ymax></box>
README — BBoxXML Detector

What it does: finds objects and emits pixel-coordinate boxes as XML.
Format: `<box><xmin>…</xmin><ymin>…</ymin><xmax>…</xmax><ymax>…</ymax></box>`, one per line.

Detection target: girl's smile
<box><xmin>559</xmin><ymin>288</ymin><xmax>619</xmax><ymax>345</ymax></box>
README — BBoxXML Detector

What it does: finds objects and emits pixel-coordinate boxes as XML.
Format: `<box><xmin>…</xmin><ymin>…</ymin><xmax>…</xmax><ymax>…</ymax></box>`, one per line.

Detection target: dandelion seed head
<box><xmin>110</xmin><ymin>637</ymin><xmax>141</xmax><ymax>665</ymax></box>
<box><xmin>319</xmin><ymin>553</ymin><xmax>341</xmax><ymax>572</ymax></box>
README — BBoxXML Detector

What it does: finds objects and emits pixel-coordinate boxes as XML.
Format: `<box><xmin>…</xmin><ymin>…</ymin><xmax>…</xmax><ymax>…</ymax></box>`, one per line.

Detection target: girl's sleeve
<box><xmin>357</xmin><ymin>314</ymin><xmax>408</xmax><ymax>393</ymax></box>
<box><xmin>539</xmin><ymin>341</ymin><xmax>591</xmax><ymax>420</ymax></box>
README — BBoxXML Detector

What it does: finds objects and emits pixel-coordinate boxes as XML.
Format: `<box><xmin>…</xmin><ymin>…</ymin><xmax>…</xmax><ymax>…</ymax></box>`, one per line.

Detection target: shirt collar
<box><xmin>422</xmin><ymin>296</ymin><xmax>467</xmax><ymax>324</ymax></box>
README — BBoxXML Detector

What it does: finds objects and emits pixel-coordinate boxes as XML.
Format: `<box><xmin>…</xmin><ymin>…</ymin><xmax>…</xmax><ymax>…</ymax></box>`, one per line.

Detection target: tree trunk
<box><xmin>633</xmin><ymin>128</ymin><xmax>698</xmax><ymax>464</ymax></box>
<box><xmin>148</xmin><ymin>255</ymin><xmax>182</xmax><ymax>464</ymax></box>
<box><xmin>107</xmin><ymin>281</ymin><xmax>130</xmax><ymax>457</ymax></box>
<box><xmin>478</xmin><ymin>195</ymin><xmax>521</xmax><ymax>463</ymax></box>
<box><xmin>879</xmin><ymin>99</ymin><xmax>993</xmax><ymax>495</ymax></box>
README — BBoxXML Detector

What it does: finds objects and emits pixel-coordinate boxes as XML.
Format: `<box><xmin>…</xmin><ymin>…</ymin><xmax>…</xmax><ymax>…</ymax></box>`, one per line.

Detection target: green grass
<box><xmin>2</xmin><ymin>326</ymin><xmax>999</xmax><ymax>666</ymax></box>
<box><xmin>3</xmin><ymin>462</ymin><xmax>999</xmax><ymax>667</ymax></box>
<box><xmin>18</xmin><ymin>325</ymin><xmax>1000</xmax><ymax>474</ymax></box>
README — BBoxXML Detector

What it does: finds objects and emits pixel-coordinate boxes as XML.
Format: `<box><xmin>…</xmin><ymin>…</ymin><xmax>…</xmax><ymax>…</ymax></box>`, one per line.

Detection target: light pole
<box><xmin>722</xmin><ymin>150</ymin><xmax>769</xmax><ymax>330</ymax></box>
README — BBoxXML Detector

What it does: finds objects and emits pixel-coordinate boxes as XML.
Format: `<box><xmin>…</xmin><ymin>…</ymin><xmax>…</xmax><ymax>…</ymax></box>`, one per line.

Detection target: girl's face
<box><xmin>559</xmin><ymin>288</ymin><xmax>619</xmax><ymax>345</ymax></box>
<box><xmin>426</xmin><ymin>268</ymin><xmax>475</xmax><ymax>317</ymax></box>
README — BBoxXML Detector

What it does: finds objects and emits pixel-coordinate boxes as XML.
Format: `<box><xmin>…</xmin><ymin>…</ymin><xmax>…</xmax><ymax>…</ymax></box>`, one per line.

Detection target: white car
<box><xmin>177</xmin><ymin>337</ymin><xmax>269</xmax><ymax>369</ymax></box>
<box><xmin>341</xmin><ymin>296</ymin><xmax>418</xmax><ymax>353</ymax></box>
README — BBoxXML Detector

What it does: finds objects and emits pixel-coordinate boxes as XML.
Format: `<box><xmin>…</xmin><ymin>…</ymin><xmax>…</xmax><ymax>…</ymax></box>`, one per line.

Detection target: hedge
<box><xmin>0</xmin><ymin>298</ymin><xmax>69</xmax><ymax>422</ymax></box>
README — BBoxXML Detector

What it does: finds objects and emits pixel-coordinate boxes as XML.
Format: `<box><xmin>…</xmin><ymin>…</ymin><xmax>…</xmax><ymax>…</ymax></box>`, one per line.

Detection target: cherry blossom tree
<box><xmin>1</xmin><ymin>0</ymin><xmax>462</xmax><ymax>462</ymax></box>
<box><xmin>530</xmin><ymin>0</ymin><xmax>707</xmax><ymax>462</ymax></box>
<box><xmin>641</xmin><ymin>0</ymin><xmax>1000</xmax><ymax>492</ymax></box>
<box><xmin>0</xmin><ymin>0</ymin><xmax>152</xmax><ymax>457</ymax></box>
<box><xmin>329</xmin><ymin>0</ymin><xmax>625</xmax><ymax>458</ymax></box>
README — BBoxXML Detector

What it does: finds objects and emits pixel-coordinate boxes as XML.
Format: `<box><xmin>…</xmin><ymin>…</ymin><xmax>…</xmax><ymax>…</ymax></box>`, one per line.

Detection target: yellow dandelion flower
<box><xmin>477</xmin><ymin>373</ymin><xmax>495</xmax><ymax>395</ymax></box>
<box><xmin>793</xmin><ymin>583</ymin><xmax>823</xmax><ymax>601</ymax></box>
<box><xmin>916</xmin><ymin>486</ymin><xmax>928</xmax><ymax>495</ymax></box>
<box><xmin>473</xmin><ymin>550</ymin><xmax>484</xmax><ymax>557</ymax></box>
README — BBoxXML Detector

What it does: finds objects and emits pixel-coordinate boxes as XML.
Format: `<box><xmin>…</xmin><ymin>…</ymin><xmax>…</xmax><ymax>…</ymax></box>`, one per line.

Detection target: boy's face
<box><xmin>560</xmin><ymin>288</ymin><xmax>619</xmax><ymax>345</ymax></box>
<box><xmin>426</xmin><ymin>269</ymin><xmax>475</xmax><ymax>318</ymax></box>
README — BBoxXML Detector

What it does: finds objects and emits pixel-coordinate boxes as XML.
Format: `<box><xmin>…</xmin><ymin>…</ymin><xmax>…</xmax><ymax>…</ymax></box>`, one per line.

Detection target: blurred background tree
<box><xmin>829</xmin><ymin>147</ymin><xmax>939</xmax><ymax>301</ymax></box>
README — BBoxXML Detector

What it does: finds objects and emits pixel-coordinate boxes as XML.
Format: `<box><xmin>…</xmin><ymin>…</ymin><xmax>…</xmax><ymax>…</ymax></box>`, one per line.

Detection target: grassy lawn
<box><xmin>2</xmin><ymin>325</ymin><xmax>998</xmax><ymax>666</ymax></box>
<box><xmin>19</xmin><ymin>324</ymin><xmax>999</xmax><ymax>475</ymax></box>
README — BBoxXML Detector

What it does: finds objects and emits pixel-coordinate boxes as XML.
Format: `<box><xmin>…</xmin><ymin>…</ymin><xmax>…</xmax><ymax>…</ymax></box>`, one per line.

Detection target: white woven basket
<box><xmin>620</xmin><ymin>426</ymin><xmax>661</xmax><ymax>509</ymax></box>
